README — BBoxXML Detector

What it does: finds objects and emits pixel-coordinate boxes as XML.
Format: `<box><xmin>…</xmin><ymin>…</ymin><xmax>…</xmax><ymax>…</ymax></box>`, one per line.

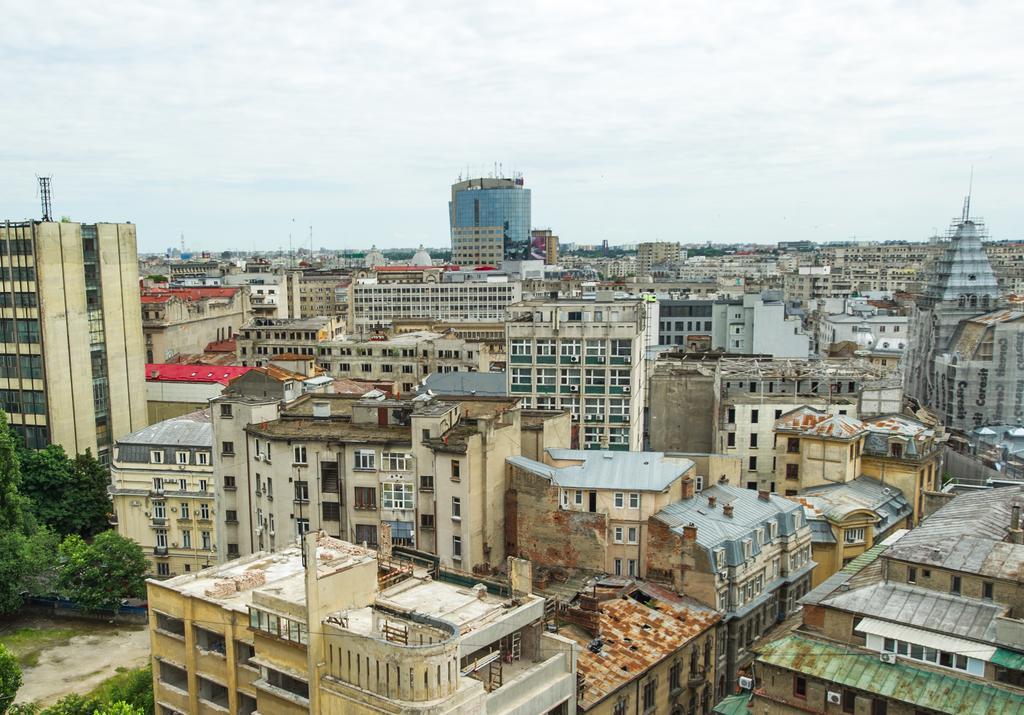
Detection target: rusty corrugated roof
<box><xmin>569</xmin><ymin>595</ymin><xmax>720</xmax><ymax>710</ymax></box>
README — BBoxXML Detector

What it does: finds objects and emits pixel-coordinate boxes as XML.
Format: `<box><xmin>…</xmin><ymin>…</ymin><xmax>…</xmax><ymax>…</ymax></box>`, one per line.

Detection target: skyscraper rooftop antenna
<box><xmin>37</xmin><ymin>176</ymin><xmax>53</xmax><ymax>221</ymax></box>
<box><xmin>962</xmin><ymin>166</ymin><xmax>974</xmax><ymax>222</ymax></box>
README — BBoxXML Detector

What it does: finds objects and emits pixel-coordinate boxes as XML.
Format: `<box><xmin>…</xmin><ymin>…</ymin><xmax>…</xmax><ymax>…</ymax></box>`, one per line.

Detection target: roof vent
<box><xmin>723</xmin><ymin>503</ymin><xmax>735</xmax><ymax>518</ymax></box>
<box><xmin>603</xmin><ymin>453</ymin><xmax>614</xmax><ymax>460</ymax></box>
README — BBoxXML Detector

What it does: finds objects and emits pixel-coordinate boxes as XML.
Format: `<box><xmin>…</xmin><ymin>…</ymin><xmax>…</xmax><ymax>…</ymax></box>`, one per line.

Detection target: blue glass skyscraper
<box><xmin>449</xmin><ymin>176</ymin><xmax>531</xmax><ymax>266</ymax></box>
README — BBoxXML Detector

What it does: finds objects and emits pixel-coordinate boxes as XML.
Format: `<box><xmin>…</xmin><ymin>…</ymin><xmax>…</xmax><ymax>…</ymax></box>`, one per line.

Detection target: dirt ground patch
<box><xmin>0</xmin><ymin>618</ymin><xmax>150</xmax><ymax>706</ymax></box>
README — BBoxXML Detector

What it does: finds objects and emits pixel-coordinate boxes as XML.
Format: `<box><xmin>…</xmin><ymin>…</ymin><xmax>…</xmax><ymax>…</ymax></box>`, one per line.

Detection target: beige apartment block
<box><xmin>110</xmin><ymin>410</ymin><xmax>215</xmax><ymax>578</ymax></box>
<box><xmin>236</xmin><ymin>316</ymin><xmax>343</xmax><ymax>366</ymax></box>
<box><xmin>506</xmin><ymin>297</ymin><xmax>647</xmax><ymax>451</ymax></box>
<box><xmin>637</xmin><ymin>241</ymin><xmax>682</xmax><ymax>275</ymax></box>
<box><xmin>1</xmin><ymin>220</ymin><xmax>147</xmax><ymax>460</ymax></box>
<box><xmin>147</xmin><ymin>533</ymin><xmax>578</xmax><ymax>715</ymax></box>
<box><xmin>142</xmin><ymin>286</ymin><xmax>249</xmax><ymax>363</ymax></box>
<box><xmin>214</xmin><ymin>390</ymin><xmax>569</xmax><ymax>572</ymax></box>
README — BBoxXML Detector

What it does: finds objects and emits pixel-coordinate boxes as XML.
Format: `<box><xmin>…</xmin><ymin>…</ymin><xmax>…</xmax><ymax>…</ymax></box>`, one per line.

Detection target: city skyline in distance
<box><xmin>3</xmin><ymin>1</ymin><xmax>1022</xmax><ymax>253</ymax></box>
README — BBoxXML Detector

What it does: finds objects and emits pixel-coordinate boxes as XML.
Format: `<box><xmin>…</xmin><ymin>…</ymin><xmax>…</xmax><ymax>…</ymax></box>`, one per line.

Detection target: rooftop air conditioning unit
<box><xmin>879</xmin><ymin>653</ymin><xmax>896</xmax><ymax>664</ymax></box>
<box><xmin>827</xmin><ymin>691</ymin><xmax>842</xmax><ymax>704</ymax></box>
<box><xmin>737</xmin><ymin>676</ymin><xmax>754</xmax><ymax>690</ymax></box>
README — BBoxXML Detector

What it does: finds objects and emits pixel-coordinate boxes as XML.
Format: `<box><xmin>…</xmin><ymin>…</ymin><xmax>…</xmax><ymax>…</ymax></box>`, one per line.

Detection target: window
<box><xmin>951</xmin><ymin>575</ymin><xmax>961</xmax><ymax>595</ymax></box>
<box><xmin>225</xmin><ymin>509</ymin><xmax>237</xmax><ymax>523</ymax></box>
<box><xmin>222</xmin><ymin>441</ymin><xmax>234</xmax><ymax>455</ymax></box>
<box><xmin>748</xmin><ymin>456</ymin><xmax>757</xmax><ymax>471</ymax></box>
<box><xmin>585</xmin><ymin>369</ymin><xmax>606</xmax><ymax>387</ymax></box>
<box><xmin>642</xmin><ymin>678</ymin><xmax>655</xmax><ymax>709</ymax></box>
<box><xmin>179</xmin><ymin>502</ymin><xmax>190</xmax><ymax>519</ymax></box>
<box><xmin>354</xmin><ymin>486</ymin><xmax>377</xmax><ymax>510</ymax></box>
<box><xmin>574</xmin><ymin>490</ymin><xmax>583</xmax><ymax>505</ymax></box>
<box><xmin>842</xmin><ymin>690</ymin><xmax>856</xmax><ymax>714</ymax></box>
<box><xmin>383</xmin><ymin>452</ymin><xmax>412</xmax><ymax>471</ymax></box>
<box><xmin>151</xmin><ymin>451</ymin><xmax>165</xmax><ymax>464</ymax></box>
<box><xmin>201</xmin><ymin>531</ymin><xmax>211</xmax><ymax>550</ymax></box>
<box><xmin>355</xmin><ymin>450</ymin><xmax>375</xmax><ymax>471</ymax></box>
<box><xmin>199</xmin><ymin>503</ymin><xmax>210</xmax><ymax>519</ymax></box>
<box><xmin>871</xmin><ymin>699</ymin><xmax>888</xmax><ymax>715</ymax></box>
<box><xmin>614</xmin><ymin>558</ymin><xmax>622</xmax><ymax>575</ymax></box>
<box><xmin>560</xmin><ymin>369</ymin><xmax>581</xmax><ymax>386</ymax></box>
<box><xmin>749</xmin><ymin>433</ymin><xmax>758</xmax><ymax>448</ymax></box>
<box><xmin>727</xmin><ymin>407</ymin><xmax>736</xmax><ymax>423</ymax></box>
<box><xmin>844</xmin><ymin>528</ymin><xmax>865</xmax><ymax>544</ymax></box>
<box><xmin>629</xmin><ymin>493</ymin><xmax>640</xmax><ymax>509</ymax></box>
<box><xmin>296</xmin><ymin>518</ymin><xmax>310</xmax><ymax>536</ymax></box>
<box><xmin>510</xmin><ymin>339</ymin><xmax>532</xmax><ymax>356</ymax></box>
<box><xmin>452</xmin><ymin>536</ymin><xmax>462</xmax><ymax>560</ymax></box>
<box><xmin>727</xmin><ymin>432</ymin><xmax>736</xmax><ymax>447</ymax></box>
<box><xmin>220</xmin><ymin>404</ymin><xmax>233</xmax><ymax>418</ymax></box>
<box><xmin>511</xmin><ymin>367</ymin><xmax>532</xmax><ymax>385</ymax></box>
<box><xmin>627</xmin><ymin>527</ymin><xmax>638</xmax><ymax>544</ymax></box>
<box><xmin>908</xmin><ymin>567</ymin><xmax>917</xmax><ymax>584</ymax></box>
<box><xmin>382</xmin><ymin>483</ymin><xmax>414</xmax><ymax>510</ymax></box>
<box><xmin>627</xmin><ymin>559</ymin><xmax>636</xmax><ymax>577</ymax></box>
<box><xmin>294</xmin><ymin>481</ymin><xmax>309</xmax><ymax>502</ymax></box>
<box><xmin>536</xmin><ymin>339</ymin><xmax>555</xmax><ymax>356</ymax></box>
<box><xmin>983</xmin><ymin>581</ymin><xmax>994</xmax><ymax>600</ymax></box>
<box><xmin>614</xmin><ymin>527</ymin><xmax>624</xmax><ymax>543</ymax></box>
<box><xmin>614</xmin><ymin>492</ymin><xmax>624</xmax><ymax>508</ymax></box>
<box><xmin>181</xmin><ymin>530</ymin><xmax>192</xmax><ymax>548</ymax></box>
<box><xmin>355</xmin><ymin>524</ymin><xmax>377</xmax><ymax>546</ymax></box>
<box><xmin>609</xmin><ymin>369</ymin><xmax>630</xmax><ymax>387</ymax></box>
<box><xmin>786</xmin><ymin>437</ymin><xmax>800</xmax><ymax>454</ymax></box>
<box><xmin>322</xmin><ymin>501</ymin><xmax>340</xmax><ymax>521</ymax></box>
<box><xmin>451</xmin><ymin>497</ymin><xmax>461</xmax><ymax>520</ymax></box>
<box><xmin>153</xmin><ymin>501</ymin><xmax>166</xmax><ymax>519</ymax></box>
<box><xmin>419</xmin><ymin>474</ymin><xmax>434</xmax><ymax>491</ymax></box>
<box><xmin>451</xmin><ymin>460</ymin><xmax>461</xmax><ymax>482</ymax></box>
<box><xmin>669</xmin><ymin>662</ymin><xmax>681</xmax><ymax>691</ymax></box>
<box><xmin>195</xmin><ymin>451</ymin><xmax>210</xmax><ymax>466</ymax></box>
<box><xmin>176</xmin><ymin>451</ymin><xmax>190</xmax><ymax>465</ymax></box>
<box><xmin>293</xmin><ymin>445</ymin><xmax>307</xmax><ymax>464</ymax></box>
<box><xmin>793</xmin><ymin>675</ymin><xmax>807</xmax><ymax>699</ymax></box>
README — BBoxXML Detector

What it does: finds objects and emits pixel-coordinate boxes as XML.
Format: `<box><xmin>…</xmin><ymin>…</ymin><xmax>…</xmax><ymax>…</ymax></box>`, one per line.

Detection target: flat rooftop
<box><xmin>156</xmin><ymin>536</ymin><xmax>376</xmax><ymax>612</ymax></box>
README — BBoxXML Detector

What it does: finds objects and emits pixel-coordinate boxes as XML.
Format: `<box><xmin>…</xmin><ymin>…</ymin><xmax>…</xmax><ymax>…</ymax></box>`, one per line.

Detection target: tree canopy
<box><xmin>19</xmin><ymin>447</ymin><xmax>111</xmax><ymax>539</ymax></box>
<box><xmin>0</xmin><ymin>643</ymin><xmax>21</xmax><ymax>715</ymax></box>
<box><xmin>56</xmin><ymin>532</ymin><xmax>148</xmax><ymax>611</ymax></box>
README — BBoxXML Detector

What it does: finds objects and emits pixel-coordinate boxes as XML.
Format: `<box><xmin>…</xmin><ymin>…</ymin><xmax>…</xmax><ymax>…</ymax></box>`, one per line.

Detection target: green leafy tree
<box><xmin>0</xmin><ymin>413</ymin><xmax>29</xmax><ymax>534</ymax></box>
<box><xmin>20</xmin><ymin>447</ymin><xmax>110</xmax><ymax>538</ymax></box>
<box><xmin>0</xmin><ymin>529</ymin><xmax>58</xmax><ymax>615</ymax></box>
<box><xmin>91</xmin><ymin>703</ymin><xmax>142</xmax><ymax>715</ymax></box>
<box><xmin>56</xmin><ymin>532</ymin><xmax>147</xmax><ymax>611</ymax></box>
<box><xmin>35</xmin><ymin>695</ymin><xmax>99</xmax><ymax>715</ymax></box>
<box><xmin>95</xmin><ymin>666</ymin><xmax>152</xmax><ymax>715</ymax></box>
<box><xmin>0</xmin><ymin>644</ymin><xmax>21</xmax><ymax>715</ymax></box>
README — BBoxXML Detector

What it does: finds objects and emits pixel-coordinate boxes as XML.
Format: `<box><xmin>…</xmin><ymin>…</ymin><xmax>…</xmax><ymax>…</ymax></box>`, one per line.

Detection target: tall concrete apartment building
<box><xmin>0</xmin><ymin>220</ymin><xmax>147</xmax><ymax>459</ymax></box>
<box><xmin>637</xmin><ymin>241</ymin><xmax>682</xmax><ymax>274</ymax></box>
<box><xmin>506</xmin><ymin>297</ymin><xmax>647</xmax><ymax>451</ymax></box>
<box><xmin>449</xmin><ymin>176</ymin><xmax>531</xmax><ymax>266</ymax></box>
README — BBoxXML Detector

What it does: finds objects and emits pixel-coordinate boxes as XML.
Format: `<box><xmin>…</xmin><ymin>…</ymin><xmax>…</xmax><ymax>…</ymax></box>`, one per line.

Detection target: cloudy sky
<box><xmin>2</xmin><ymin>1</ymin><xmax>1021</xmax><ymax>252</ymax></box>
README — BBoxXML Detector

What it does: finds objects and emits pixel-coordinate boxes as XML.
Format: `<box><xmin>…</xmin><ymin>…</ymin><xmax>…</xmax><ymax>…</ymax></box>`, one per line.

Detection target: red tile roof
<box><xmin>146</xmin><ymin>363</ymin><xmax>252</xmax><ymax>385</ymax></box>
<box><xmin>204</xmin><ymin>339</ymin><xmax>236</xmax><ymax>353</ymax></box>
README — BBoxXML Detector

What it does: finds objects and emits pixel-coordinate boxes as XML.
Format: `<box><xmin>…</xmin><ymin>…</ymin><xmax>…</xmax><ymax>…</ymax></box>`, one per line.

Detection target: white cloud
<box><xmin>1</xmin><ymin>0</ymin><xmax>1022</xmax><ymax>250</ymax></box>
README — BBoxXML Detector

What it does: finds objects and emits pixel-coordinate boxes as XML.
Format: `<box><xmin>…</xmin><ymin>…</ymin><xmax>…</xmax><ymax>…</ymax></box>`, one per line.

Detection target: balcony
<box><xmin>150</xmin><ymin>517</ymin><xmax>167</xmax><ymax>527</ymax></box>
<box><xmin>687</xmin><ymin>668</ymin><xmax>707</xmax><ymax>687</ymax></box>
<box><xmin>154</xmin><ymin>546</ymin><xmax>169</xmax><ymax>557</ymax></box>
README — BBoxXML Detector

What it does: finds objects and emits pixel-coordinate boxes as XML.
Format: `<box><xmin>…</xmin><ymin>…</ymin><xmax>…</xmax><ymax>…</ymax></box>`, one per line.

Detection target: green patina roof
<box><xmin>759</xmin><ymin>635</ymin><xmax>1024</xmax><ymax>715</ymax></box>
<box><xmin>840</xmin><ymin>540</ymin><xmax>888</xmax><ymax>574</ymax></box>
<box><xmin>713</xmin><ymin>693</ymin><xmax>751</xmax><ymax>715</ymax></box>
<box><xmin>991</xmin><ymin>648</ymin><xmax>1024</xmax><ymax>671</ymax></box>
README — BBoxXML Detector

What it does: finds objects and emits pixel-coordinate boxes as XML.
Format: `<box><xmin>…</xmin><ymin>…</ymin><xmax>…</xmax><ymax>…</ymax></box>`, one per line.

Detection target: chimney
<box><xmin>758</xmin><ymin>490</ymin><xmax>771</xmax><ymax>502</ymax></box>
<box><xmin>708</xmin><ymin>495</ymin><xmax>717</xmax><ymax>508</ymax></box>
<box><xmin>1010</xmin><ymin>504</ymin><xmax>1023</xmax><ymax>544</ymax></box>
<box><xmin>681</xmin><ymin>477</ymin><xmax>695</xmax><ymax>499</ymax></box>
<box><xmin>312</xmin><ymin>400</ymin><xmax>331</xmax><ymax>419</ymax></box>
<box><xmin>723</xmin><ymin>503</ymin><xmax>734</xmax><ymax>518</ymax></box>
<box><xmin>682</xmin><ymin>523</ymin><xmax>698</xmax><ymax>541</ymax></box>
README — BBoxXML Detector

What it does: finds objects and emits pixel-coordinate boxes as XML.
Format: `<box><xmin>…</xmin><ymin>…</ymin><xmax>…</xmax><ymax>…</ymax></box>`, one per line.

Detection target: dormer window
<box><xmin>891</xmin><ymin>443</ymin><xmax>904</xmax><ymax>458</ymax></box>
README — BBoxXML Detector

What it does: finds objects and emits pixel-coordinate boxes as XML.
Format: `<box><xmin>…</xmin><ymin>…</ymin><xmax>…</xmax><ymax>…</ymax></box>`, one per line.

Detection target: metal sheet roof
<box><xmin>116</xmin><ymin>410</ymin><xmax>212</xmax><ymax>447</ymax></box>
<box><xmin>856</xmin><ymin>617</ymin><xmax>996</xmax><ymax>660</ymax></box>
<box><xmin>507</xmin><ymin>450</ymin><xmax>694</xmax><ymax>492</ymax></box>
<box><xmin>799</xmin><ymin>477</ymin><xmax>911</xmax><ymax>534</ymax></box>
<box><xmin>758</xmin><ymin>634</ymin><xmax>1024</xmax><ymax>714</ymax></box>
<box><xmin>820</xmin><ymin>582</ymin><xmax>1005</xmax><ymax>644</ymax></box>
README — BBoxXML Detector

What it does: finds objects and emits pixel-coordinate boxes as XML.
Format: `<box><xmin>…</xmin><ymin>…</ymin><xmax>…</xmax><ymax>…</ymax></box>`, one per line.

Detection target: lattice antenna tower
<box><xmin>38</xmin><ymin>176</ymin><xmax>53</xmax><ymax>221</ymax></box>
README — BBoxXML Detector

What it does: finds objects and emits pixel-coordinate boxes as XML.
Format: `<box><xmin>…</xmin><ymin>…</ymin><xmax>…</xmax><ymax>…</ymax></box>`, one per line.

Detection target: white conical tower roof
<box><xmin>410</xmin><ymin>245</ymin><xmax>432</xmax><ymax>266</ymax></box>
<box><xmin>926</xmin><ymin>218</ymin><xmax>1000</xmax><ymax>302</ymax></box>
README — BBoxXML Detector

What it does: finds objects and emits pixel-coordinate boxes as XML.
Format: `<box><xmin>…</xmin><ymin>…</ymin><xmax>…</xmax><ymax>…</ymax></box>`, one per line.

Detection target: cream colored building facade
<box><xmin>214</xmin><ymin>391</ymin><xmax>570</xmax><ymax>573</ymax></box>
<box><xmin>506</xmin><ymin>298</ymin><xmax>647</xmax><ymax>451</ymax></box>
<box><xmin>147</xmin><ymin>533</ymin><xmax>578</xmax><ymax>715</ymax></box>
<box><xmin>0</xmin><ymin>220</ymin><xmax>147</xmax><ymax>461</ymax></box>
<box><xmin>142</xmin><ymin>287</ymin><xmax>249</xmax><ymax>364</ymax></box>
<box><xmin>637</xmin><ymin>241</ymin><xmax>682</xmax><ymax>274</ymax></box>
<box><xmin>110</xmin><ymin>410</ymin><xmax>215</xmax><ymax>578</ymax></box>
